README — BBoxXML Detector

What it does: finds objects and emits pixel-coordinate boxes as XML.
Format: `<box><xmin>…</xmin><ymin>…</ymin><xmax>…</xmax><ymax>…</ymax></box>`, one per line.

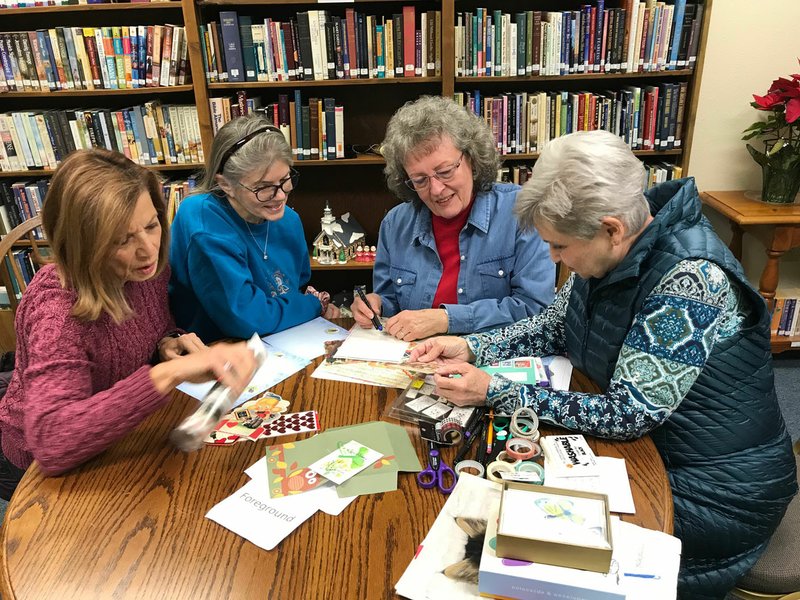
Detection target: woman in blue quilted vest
<box><xmin>410</xmin><ymin>130</ymin><xmax>797</xmax><ymax>599</ymax></box>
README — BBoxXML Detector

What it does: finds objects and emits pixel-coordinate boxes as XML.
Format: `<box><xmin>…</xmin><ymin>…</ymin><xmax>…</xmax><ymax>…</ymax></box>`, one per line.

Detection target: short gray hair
<box><xmin>514</xmin><ymin>130</ymin><xmax>649</xmax><ymax>239</ymax></box>
<box><xmin>197</xmin><ymin>113</ymin><xmax>293</xmax><ymax>194</ymax></box>
<box><xmin>382</xmin><ymin>96</ymin><xmax>500</xmax><ymax>203</ymax></box>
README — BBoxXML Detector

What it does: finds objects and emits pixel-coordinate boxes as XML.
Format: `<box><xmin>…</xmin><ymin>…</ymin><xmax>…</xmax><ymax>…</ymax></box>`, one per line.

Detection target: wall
<box><xmin>689</xmin><ymin>0</ymin><xmax>800</xmax><ymax>291</ymax></box>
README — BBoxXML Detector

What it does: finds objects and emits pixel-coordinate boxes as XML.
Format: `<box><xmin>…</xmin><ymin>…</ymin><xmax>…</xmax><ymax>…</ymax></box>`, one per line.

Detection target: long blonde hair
<box><xmin>42</xmin><ymin>149</ymin><xmax>169</xmax><ymax>323</ymax></box>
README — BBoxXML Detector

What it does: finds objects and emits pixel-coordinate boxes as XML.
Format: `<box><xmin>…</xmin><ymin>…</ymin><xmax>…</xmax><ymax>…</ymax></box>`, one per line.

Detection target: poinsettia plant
<box><xmin>742</xmin><ymin>63</ymin><xmax>800</xmax><ymax>172</ymax></box>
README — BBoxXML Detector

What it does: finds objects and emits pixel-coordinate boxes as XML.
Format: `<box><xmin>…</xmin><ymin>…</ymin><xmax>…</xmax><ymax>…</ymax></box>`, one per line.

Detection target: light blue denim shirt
<box><xmin>373</xmin><ymin>182</ymin><xmax>555</xmax><ymax>333</ymax></box>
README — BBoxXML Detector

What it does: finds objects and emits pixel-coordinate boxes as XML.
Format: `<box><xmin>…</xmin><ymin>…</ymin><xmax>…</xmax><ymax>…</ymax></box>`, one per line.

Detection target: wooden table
<box><xmin>701</xmin><ymin>191</ymin><xmax>800</xmax><ymax>344</ymax></box>
<box><xmin>0</xmin><ymin>363</ymin><xmax>673</xmax><ymax>600</ymax></box>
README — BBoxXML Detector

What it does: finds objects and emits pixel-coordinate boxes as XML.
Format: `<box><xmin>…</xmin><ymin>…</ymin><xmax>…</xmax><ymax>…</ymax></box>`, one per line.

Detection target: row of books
<box><xmin>0</xmin><ymin>102</ymin><xmax>204</xmax><ymax>172</ymax></box>
<box><xmin>210</xmin><ymin>91</ymin><xmax>345</xmax><ymax>161</ymax></box>
<box><xmin>1</xmin><ymin>1</ymin><xmax>174</xmax><ymax>7</ymax></box>
<box><xmin>0</xmin><ymin>24</ymin><xmax>190</xmax><ymax>92</ymax></box>
<box><xmin>771</xmin><ymin>297</ymin><xmax>800</xmax><ymax>338</ymax></box>
<box><xmin>455</xmin><ymin>82</ymin><xmax>687</xmax><ymax>155</ymax></box>
<box><xmin>496</xmin><ymin>158</ymin><xmax>682</xmax><ymax>190</ymax></box>
<box><xmin>201</xmin><ymin>6</ymin><xmax>439</xmax><ymax>83</ymax></box>
<box><xmin>0</xmin><ymin>179</ymin><xmax>46</xmax><ymax>238</ymax></box>
<box><xmin>456</xmin><ymin>1</ymin><xmax>703</xmax><ymax>77</ymax></box>
<box><xmin>643</xmin><ymin>160</ymin><xmax>683</xmax><ymax>189</ymax></box>
<box><xmin>0</xmin><ymin>176</ymin><xmax>197</xmax><ymax>238</ymax></box>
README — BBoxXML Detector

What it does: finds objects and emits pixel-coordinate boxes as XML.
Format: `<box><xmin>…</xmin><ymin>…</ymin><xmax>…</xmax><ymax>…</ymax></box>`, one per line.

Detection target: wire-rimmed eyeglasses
<box><xmin>236</xmin><ymin>169</ymin><xmax>299</xmax><ymax>203</ymax></box>
<box><xmin>404</xmin><ymin>153</ymin><xmax>464</xmax><ymax>191</ymax></box>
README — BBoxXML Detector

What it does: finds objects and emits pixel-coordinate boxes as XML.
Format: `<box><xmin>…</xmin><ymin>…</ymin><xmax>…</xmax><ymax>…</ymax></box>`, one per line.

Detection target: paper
<box><xmin>245</xmin><ymin>457</ymin><xmax>356</xmax><ymax>516</ymax></box>
<box><xmin>395</xmin><ymin>474</ymin><xmax>502</xmax><ymax>600</ymax></box>
<box><xmin>262</xmin><ymin>317</ymin><xmax>348</xmax><ymax>361</ymax></box>
<box><xmin>542</xmin><ymin>355</ymin><xmax>573</xmax><ymax>391</ymax></box>
<box><xmin>205</xmin><ymin>479</ymin><xmax>319</xmax><ymax>551</ymax></box>
<box><xmin>177</xmin><ymin>340</ymin><xmax>309</xmax><ymax>407</ymax></box>
<box><xmin>308</xmin><ymin>440</ymin><xmax>382</xmax><ymax>484</ymax></box>
<box><xmin>480</xmin><ymin>356</ymin><xmax>549</xmax><ymax>386</ymax></box>
<box><xmin>544</xmin><ymin>456</ymin><xmax>636</xmax><ymax>514</ymax></box>
<box><xmin>268</xmin><ymin>421</ymin><xmax>421</xmax><ymax>499</ymax></box>
<box><xmin>312</xmin><ymin>357</ymin><xmax>435</xmax><ymax>388</ymax></box>
<box><xmin>333</xmin><ymin>325</ymin><xmax>410</xmax><ymax>363</ymax></box>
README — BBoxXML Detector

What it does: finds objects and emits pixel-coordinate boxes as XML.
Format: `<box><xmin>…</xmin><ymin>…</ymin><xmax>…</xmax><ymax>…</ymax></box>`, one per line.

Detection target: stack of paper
<box><xmin>177</xmin><ymin>317</ymin><xmax>348</xmax><ymax>406</ymax></box>
<box><xmin>206</xmin><ymin>421</ymin><xmax>422</xmax><ymax>551</ymax></box>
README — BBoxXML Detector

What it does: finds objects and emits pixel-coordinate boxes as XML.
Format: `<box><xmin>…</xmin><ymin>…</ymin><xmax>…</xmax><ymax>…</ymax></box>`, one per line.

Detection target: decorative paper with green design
<box><xmin>266</xmin><ymin>421</ymin><xmax>422</xmax><ymax>499</ymax></box>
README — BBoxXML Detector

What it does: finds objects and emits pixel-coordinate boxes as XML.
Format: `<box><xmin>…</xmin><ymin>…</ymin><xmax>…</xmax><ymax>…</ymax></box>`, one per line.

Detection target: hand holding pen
<box><xmin>353</xmin><ymin>287</ymin><xmax>383</xmax><ymax>331</ymax></box>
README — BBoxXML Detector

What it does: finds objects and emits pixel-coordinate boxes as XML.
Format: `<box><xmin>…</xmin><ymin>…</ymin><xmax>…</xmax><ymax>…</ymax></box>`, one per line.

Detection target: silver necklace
<box><xmin>245</xmin><ymin>220</ymin><xmax>270</xmax><ymax>260</ymax></box>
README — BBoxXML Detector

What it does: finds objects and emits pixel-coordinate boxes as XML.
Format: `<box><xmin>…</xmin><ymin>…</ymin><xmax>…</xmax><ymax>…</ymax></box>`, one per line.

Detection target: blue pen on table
<box><xmin>623</xmin><ymin>573</ymin><xmax>660</xmax><ymax>579</ymax></box>
<box><xmin>355</xmin><ymin>287</ymin><xmax>383</xmax><ymax>331</ymax></box>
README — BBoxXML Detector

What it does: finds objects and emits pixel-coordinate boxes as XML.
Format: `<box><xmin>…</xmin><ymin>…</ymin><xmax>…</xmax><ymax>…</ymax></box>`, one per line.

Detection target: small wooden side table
<box><xmin>701</xmin><ymin>190</ymin><xmax>800</xmax><ymax>352</ymax></box>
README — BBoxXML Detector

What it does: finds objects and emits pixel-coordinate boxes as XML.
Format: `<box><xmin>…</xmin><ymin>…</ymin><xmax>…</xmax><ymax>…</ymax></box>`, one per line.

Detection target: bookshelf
<box><xmin>0</xmin><ymin>0</ymin><xmax>712</xmax><ymax>352</ymax></box>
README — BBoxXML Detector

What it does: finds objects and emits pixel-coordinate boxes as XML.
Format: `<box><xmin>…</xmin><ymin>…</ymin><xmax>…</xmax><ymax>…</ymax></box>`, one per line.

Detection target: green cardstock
<box><xmin>280</xmin><ymin>421</ymin><xmax>421</xmax><ymax>497</ymax></box>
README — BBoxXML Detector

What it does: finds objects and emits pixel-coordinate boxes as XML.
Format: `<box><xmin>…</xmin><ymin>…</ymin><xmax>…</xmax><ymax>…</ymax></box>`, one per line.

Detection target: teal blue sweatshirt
<box><xmin>168</xmin><ymin>192</ymin><xmax>321</xmax><ymax>341</ymax></box>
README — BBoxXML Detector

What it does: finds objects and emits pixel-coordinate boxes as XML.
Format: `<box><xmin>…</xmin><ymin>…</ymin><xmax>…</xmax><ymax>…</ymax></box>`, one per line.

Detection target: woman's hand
<box><xmin>158</xmin><ymin>332</ymin><xmax>206</xmax><ymax>361</ymax></box>
<box><xmin>408</xmin><ymin>336</ymin><xmax>475</xmax><ymax>364</ymax></box>
<box><xmin>385</xmin><ymin>309</ymin><xmax>448</xmax><ymax>341</ymax></box>
<box><xmin>323</xmin><ymin>303</ymin><xmax>341</xmax><ymax>319</ymax></box>
<box><xmin>150</xmin><ymin>342</ymin><xmax>258</xmax><ymax>397</ymax></box>
<box><xmin>351</xmin><ymin>292</ymin><xmax>382</xmax><ymax>329</ymax></box>
<box><xmin>432</xmin><ymin>363</ymin><xmax>492</xmax><ymax>407</ymax></box>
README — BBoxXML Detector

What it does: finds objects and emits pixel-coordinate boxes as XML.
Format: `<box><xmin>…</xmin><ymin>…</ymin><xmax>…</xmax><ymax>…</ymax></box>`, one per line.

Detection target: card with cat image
<box><xmin>308</xmin><ymin>441</ymin><xmax>382</xmax><ymax>485</ymax></box>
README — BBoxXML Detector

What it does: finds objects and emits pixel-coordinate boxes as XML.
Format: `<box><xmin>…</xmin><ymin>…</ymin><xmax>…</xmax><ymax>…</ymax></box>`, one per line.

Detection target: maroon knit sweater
<box><xmin>0</xmin><ymin>264</ymin><xmax>174</xmax><ymax>474</ymax></box>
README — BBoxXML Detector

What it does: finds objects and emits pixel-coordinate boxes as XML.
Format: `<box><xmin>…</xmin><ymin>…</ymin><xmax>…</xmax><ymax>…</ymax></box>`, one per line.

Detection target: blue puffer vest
<box><xmin>564</xmin><ymin>178</ymin><xmax>797</xmax><ymax>599</ymax></box>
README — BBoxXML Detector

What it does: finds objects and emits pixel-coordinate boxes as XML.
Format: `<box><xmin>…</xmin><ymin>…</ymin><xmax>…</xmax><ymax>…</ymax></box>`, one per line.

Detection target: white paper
<box><xmin>542</xmin><ymin>355</ymin><xmax>573</xmax><ymax>391</ymax></box>
<box><xmin>205</xmin><ymin>479</ymin><xmax>319</xmax><ymax>551</ymax></box>
<box><xmin>334</xmin><ymin>326</ymin><xmax>410</xmax><ymax>363</ymax></box>
<box><xmin>395</xmin><ymin>474</ymin><xmax>502</xmax><ymax>600</ymax></box>
<box><xmin>262</xmin><ymin>317</ymin><xmax>348</xmax><ymax>361</ymax></box>
<box><xmin>177</xmin><ymin>340</ymin><xmax>309</xmax><ymax>407</ymax></box>
<box><xmin>545</xmin><ymin>456</ymin><xmax>636</xmax><ymax>514</ymax></box>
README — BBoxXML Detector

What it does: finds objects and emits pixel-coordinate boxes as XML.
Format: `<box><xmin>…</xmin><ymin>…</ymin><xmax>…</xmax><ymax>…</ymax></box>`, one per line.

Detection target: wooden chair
<box><xmin>730</xmin><ymin>451</ymin><xmax>800</xmax><ymax>600</ymax></box>
<box><xmin>0</xmin><ymin>216</ymin><xmax>48</xmax><ymax>312</ymax></box>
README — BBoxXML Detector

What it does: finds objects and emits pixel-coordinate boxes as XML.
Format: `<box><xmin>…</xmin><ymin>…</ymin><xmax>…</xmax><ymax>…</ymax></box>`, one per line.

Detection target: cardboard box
<box><xmin>479</xmin><ymin>500</ymin><xmax>624</xmax><ymax>600</ymax></box>
<box><xmin>495</xmin><ymin>482</ymin><xmax>613</xmax><ymax>573</ymax></box>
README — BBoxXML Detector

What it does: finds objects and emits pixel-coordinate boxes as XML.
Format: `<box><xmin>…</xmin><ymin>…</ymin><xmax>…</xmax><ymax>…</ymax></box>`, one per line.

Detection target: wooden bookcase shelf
<box><xmin>0</xmin><ymin>0</ymin><xmax>713</xmax><ymax>338</ymax></box>
<box><xmin>0</xmin><ymin>85</ymin><xmax>194</xmax><ymax>98</ymax></box>
<box><xmin>0</xmin><ymin>2</ymin><xmax>181</xmax><ymax>15</ymax></box>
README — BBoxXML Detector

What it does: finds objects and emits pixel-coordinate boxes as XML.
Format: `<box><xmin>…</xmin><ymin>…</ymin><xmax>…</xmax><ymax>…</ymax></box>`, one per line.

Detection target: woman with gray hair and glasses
<box><xmin>169</xmin><ymin>114</ymin><xmax>339</xmax><ymax>342</ymax></box>
<box><xmin>410</xmin><ymin>129</ymin><xmax>797</xmax><ymax>600</ymax></box>
<box><xmin>350</xmin><ymin>96</ymin><xmax>554</xmax><ymax>341</ymax></box>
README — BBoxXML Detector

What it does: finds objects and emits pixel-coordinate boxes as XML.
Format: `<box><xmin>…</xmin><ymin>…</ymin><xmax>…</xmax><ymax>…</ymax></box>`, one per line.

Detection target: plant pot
<box><xmin>761</xmin><ymin>161</ymin><xmax>800</xmax><ymax>204</ymax></box>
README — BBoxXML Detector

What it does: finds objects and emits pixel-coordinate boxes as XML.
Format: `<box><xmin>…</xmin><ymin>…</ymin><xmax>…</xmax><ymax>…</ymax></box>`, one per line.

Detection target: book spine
<box><xmin>220</xmin><ymin>11</ymin><xmax>245</xmax><ymax>82</ymax></box>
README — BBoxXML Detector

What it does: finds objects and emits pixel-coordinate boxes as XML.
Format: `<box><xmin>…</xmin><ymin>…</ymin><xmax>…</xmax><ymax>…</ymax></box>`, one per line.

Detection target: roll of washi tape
<box><xmin>493</xmin><ymin>416</ymin><xmax>510</xmax><ymax>431</ymax></box>
<box><xmin>437</xmin><ymin>417</ymin><xmax>463</xmax><ymax>445</ymax></box>
<box><xmin>495</xmin><ymin>429</ymin><xmax>508</xmax><ymax>441</ymax></box>
<box><xmin>496</xmin><ymin>450</ymin><xmax>521</xmax><ymax>466</ymax></box>
<box><xmin>505</xmin><ymin>437</ymin><xmax>539</xmax><ymax>460</ymax></box>
<box><xmin>510</xmin><ymin>407</ymin><xmax>540</xmax><ymax>440</ymax></box>
<box><xmin>485</xmin><ymin>460</ymin><xmax>516</xmax><ymax>484</ymax></box>
<box><xmin>514</xmin><ymin>460</ymin><xmax>545</xmax><ymax>484</ymax></box>
<box><xmin>454</xmin><ymin>459</ymin><xmax>485</xmax><ymax>478</ymax></box>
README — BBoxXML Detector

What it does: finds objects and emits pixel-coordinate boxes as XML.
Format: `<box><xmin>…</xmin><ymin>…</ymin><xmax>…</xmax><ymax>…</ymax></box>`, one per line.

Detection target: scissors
<box><xmin>416</xmin><ymin>441</ymin><xmax>456</xmax><ymax>494</ymax></box>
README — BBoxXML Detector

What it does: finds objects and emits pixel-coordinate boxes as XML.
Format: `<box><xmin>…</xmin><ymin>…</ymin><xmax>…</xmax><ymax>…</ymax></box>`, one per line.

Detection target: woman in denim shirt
<box><xmin>351</xmin><ymin>96</ymin><xmax>555</xmax><ymax>341</ymax></box>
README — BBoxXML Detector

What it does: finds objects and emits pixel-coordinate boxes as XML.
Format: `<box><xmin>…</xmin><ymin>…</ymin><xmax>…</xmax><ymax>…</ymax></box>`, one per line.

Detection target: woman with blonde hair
<box><xmin>0</xmin><ymin>149</ymin><xmax>257</xmax><ymax>499</ymax></box>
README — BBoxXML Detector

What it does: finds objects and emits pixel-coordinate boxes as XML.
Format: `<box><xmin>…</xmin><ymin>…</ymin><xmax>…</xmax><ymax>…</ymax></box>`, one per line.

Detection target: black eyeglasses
<box><xmin>216</xmin><ymin>125</ymin><xmax>283</xmax><ymax>175</ymax></box>
<box><xmin>236</xmin><ymin>169</ymin><xmax>299</xmax><ymax>203</ymax></box>
<box><xmin>404</xmin><ymin>153</ymin><xmax>465</xmax><ymax>191</ymax></box>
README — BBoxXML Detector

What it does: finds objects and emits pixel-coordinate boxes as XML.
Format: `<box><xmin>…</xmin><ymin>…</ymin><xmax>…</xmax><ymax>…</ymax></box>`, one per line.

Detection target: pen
<box><xmin>476</xmin><ymin>416</ymin><xmax>488</xmax><ymax>466</ymax></box>
<box><xmin>623</xmin><ymin>573</ymin><xmax>660</xmax><ymax>579</ymax></box>
<box><xmin>486</xmin><ymin>409</ymin><xmax>494</xmax><ymax>456</ymax></box>
<box><xmin>454</xmin><ymin>417</ymin><xmax>484</xmax><ymax>464</ymax></box>
<box><xmin>355</xmin><ymin>287</ymin><xmax>382</xmax><ymax>331</ymax></box>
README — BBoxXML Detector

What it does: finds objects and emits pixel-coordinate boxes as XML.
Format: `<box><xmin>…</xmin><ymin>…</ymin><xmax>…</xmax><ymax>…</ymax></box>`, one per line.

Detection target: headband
<box><xmin>216</xmin><ymin>125</ymin><xmax>282</xmax><ymax>174</ymax></box>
